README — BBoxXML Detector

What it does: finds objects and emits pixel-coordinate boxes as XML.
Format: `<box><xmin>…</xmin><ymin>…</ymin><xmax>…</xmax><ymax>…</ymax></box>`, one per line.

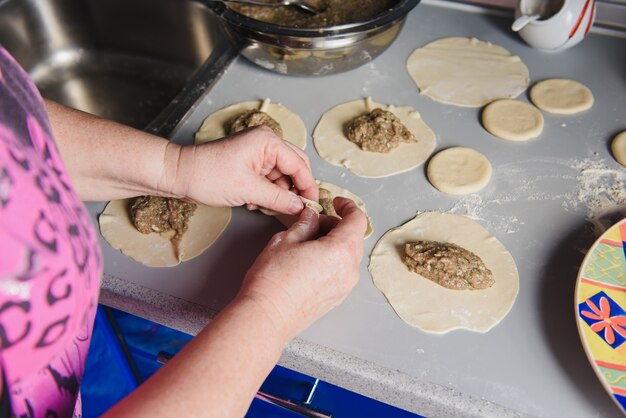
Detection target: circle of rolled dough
<box><xmin>313</xmin><ymin>98</ymin><xmax>436</xmax><ymax>178</ymax></box>
<box><xmin>99</xmin><ymin>199</ymin><xmax>232</xmax><ymax>267</ymax></box>
<box><xmin>612</xmin><ymin>131</ymin><xmax>626</xmax><ymax>167</ymax></box>
<box><xmin>482</xmin><ymin>99</ymin><xmax>544</xmax><ymax>141</ymax></box>
<box><xmin>369</xmin><ymin>212</ymin><xmax>519</xmax><ymax>334</ymax></box>
<box><xmin>427</xmin><ymin>147</ymin><xmax>492</xmax><ymax>195</ymax></box>
<box><xmin>529</xmin><ymin>79</ymin><xmax>593</xmax><ymax>115</ymax></box>
<box><xmin>195</xmin><ymin>100</ymin><xmax>307</xmax><ymax>149</ymax></box>
<box><xmin>406</xmin><ymin>37</ymin><xmax>530</xmax><ymax>107</ymax></box>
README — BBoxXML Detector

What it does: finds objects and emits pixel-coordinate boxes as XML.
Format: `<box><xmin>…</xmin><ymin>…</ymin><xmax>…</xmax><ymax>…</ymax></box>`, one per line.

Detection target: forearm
<box><xmin>103</xmin><ymin>295</ymin><xmax>289</xmax><ymax>418</ymax></box>
<box><xmin>45</xmin><ymin>100</ymin><xmax>180</xmax><ymax>201</ymax></box>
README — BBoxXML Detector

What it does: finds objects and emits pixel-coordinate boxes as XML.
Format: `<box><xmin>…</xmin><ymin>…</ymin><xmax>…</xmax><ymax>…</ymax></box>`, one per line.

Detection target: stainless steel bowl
<box><xmin>205</xmin><ymin>0</ymin><xmax>421</xmax><ymax>76</ymax></box>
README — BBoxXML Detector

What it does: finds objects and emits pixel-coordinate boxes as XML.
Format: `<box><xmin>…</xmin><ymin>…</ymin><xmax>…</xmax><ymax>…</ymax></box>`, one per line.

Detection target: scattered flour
<box><xmin>445</xmin><ymin>157</ymin><xmax>625</xmax><ymax>236</ymax></box>
<box><xmin>562</xmin><ymin>158</ymin><xmax>626</xmax><ymax>235</ymax></box>
<box><xmin>448</xmin><ymin>194</ymin><xmax>524</xmax><ymax>235</ymax></box>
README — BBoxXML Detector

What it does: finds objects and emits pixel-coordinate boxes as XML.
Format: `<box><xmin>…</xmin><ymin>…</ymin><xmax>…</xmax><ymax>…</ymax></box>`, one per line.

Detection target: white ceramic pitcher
<box><xmin>512</xmin><ymin>0</ymin><xmax>596</xmax><ymax>50</ymax></box>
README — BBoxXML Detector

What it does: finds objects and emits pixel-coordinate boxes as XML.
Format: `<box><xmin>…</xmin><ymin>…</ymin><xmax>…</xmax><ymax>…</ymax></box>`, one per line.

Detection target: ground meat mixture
<box><xmin>129</xmin><ymin>196</ymin><xmax>197</xmax><ymax>247</ymax></box>
<box><xmin>403</xmin><ymin>241</ymin><xmax>495</xmax><ymax>290</ymax></box>
<box><xmin>346</xmin><ymin>108</ymin><xmax>415</xmax><ymax>153</ymax></box>
<box><xmin>229</xmin><ymin>110</ymin><xmax>283</xmax><ymax>137</ymax></box>
<box><xmin>228</xmin><ymin>0</ymin><xmax>397</xmax><ymax>28</ymax></box>
<box><xmin>318</xmin><ymin>188</ymin><xmax>338</xmax><ymax>217</ymax></box>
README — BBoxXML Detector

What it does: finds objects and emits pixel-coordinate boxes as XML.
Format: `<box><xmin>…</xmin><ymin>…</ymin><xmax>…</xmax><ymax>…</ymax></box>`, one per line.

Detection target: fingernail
<box><xmin>289</xmin><ymin>195</ymin><xmax>304</xmax><ymax>213</ymax></box>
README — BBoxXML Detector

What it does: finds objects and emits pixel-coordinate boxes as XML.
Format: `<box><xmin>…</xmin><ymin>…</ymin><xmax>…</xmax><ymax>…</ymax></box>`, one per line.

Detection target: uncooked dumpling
<box><xmin>195</xmin><ymin>98</ymin><xmax>307</xmax><ymax>149</ymax></box>
<box><xmin>313</xmin><ymin>98</ymin><xmax>436</xmax><ymax>178</ymax></box>
<box><xmin>274</xmin><ymin>180</ymin><xmax>374</xmax><ymax>239</ymax></box>
<box><xmin>316</xmin><ymin>180</ymin><xmax>373</xmax><ymax>238</ymax></box>
<box><xmin>369</xmin><ymin>212</ymin><xmax>519</xmax><ymax>334</ymax></box>
<box><xmin>99</xmin><ymin>199</ymin><xmax>231</xmax><ymax>267</ymax></box>
<box><xmin>406</xmin><ymin>37</ymin><xmax>530</xmax><ymax>107</ymax></box>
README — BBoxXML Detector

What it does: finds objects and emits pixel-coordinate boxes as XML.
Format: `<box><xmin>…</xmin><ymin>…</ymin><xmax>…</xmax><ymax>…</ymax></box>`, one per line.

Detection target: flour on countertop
<box><xmin>445</xmin><ymin>157</ymin><xmax>625</xmax><ymax>237</ymax></box>
<box><xmin>449</xmin><ymin>194</ymin><xmax>524</xmax><ymax>235</ymax></box>
<box><xmin>563</xmin><ymin>158</ymin><xmax>626</xmax><ymax>235</ymax></box>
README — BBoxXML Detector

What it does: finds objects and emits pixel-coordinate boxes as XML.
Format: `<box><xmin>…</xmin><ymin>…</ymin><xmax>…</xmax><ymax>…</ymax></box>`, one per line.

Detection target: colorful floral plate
<box><xmin>576</xmin><ymin>218</ymin><xmax>626</xmax><ymax>414</ymax></box>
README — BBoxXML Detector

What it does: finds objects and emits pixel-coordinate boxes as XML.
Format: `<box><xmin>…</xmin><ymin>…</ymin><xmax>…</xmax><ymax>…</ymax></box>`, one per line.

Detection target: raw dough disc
<box><xmin>612</xmin><ymin>131</ymin><xmax>626</xmax><ymax>167</ymax></box>
<box><xmin>406</xmin><ymin>37</ymin><xmax>530</xmax><ymax>107</ymax></box>
<box><xmin>482</xmin><ymin>99</ymin><xmax>544</xmax><ymax>141</ymax></box>
<box><xmin>274</xmin><ymin>180</ymin><xmax>374</xmax><ymax>238</ymax></box>
<box><xmin>529</xmin><ymin>79</ymin><xmax>594</xmax><ymax>115</ymax></box>
<box><xmin>195</xmin><ymin>99</ymin><xmax>307</xmax><ymax>149</ymax></box>
<box><xmin>369</xmin><ymin>212</ymin><xmax>519</xmax><ymax>334</ymax></box>
<box><xmin>316</xmin><ymin>180</ymin><xmax>373</xmax><ymax>238</ymax></box>
<box><xmin>427</xmin><ymin>147</ymin><xmax>492</xmax><ymax>195</ymax></box>
<box><xmin>313</xmin><ymin>98</ymin><xmax>436</xmax><ymax>178</ymax></box>
<box><xmin>99</xmin><ymin>199</ymin><xmax>232</xmax><ymax>267</ymax></box>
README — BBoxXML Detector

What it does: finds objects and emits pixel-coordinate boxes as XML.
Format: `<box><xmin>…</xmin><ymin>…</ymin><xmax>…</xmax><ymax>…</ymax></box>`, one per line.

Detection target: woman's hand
<box><xmin>237</xmin><ymin>197</ymin><xmax>368</xmax><ymax>342</ymax></box>
<box><xmin>165</xmin><ymin>126</ymin><xmax>318</xmax><ymax>215</ymax></box>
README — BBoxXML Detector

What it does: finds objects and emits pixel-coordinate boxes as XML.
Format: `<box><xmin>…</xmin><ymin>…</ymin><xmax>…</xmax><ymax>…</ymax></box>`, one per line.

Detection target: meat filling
<box><xmin>130</xmin><ymin>196</ymin><xmax>197</xmax><ymax>248</ymax></box>
<box><xmin>403</xmin><ymin>241</ymin><xmax>494</xmax><ymax>290</ymax></box>
<box><xmin>229</xmin><ymin>110</ymin><xmax>283</xmax><ymax>137</ymax></box>
<box><xmin>346</xmin><ymin>108</ymin><xmax>415</xmax><ymax>153</ymax></box>
<box><xmin>228</xmin><ymin>0</ymin><xmax>397</xmax><ymax>29</ymax></box>
<box><xmin>318</xmin><ymin>188</ymin><xmax>338</xmax><ymax>217</ymax></box>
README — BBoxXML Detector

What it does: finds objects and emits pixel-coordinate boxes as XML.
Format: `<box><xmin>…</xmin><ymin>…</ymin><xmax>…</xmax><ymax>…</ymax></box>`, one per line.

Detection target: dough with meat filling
<box><xmin>313</xmin><ymin>98</ymin><xmax>436</xmax><ymax>178</ymax></box>
<box><xmin>369</xmin><ymin>212</ymin><xmax>519</xmax><ymax>333</ymax></box>
<box><xmin>195</xmin><ymin>98</ymin><xmax>307</xmax><ymax>149</ymax></box>
<box><xmin>99</xmin><ymin>199</ymin><xmax>231</xmax><ymax>267</ymax></box>
<box><xmin>274</xmin><ymin>180</ymin><xmax>373</xmax><ymax>238</ymax></box>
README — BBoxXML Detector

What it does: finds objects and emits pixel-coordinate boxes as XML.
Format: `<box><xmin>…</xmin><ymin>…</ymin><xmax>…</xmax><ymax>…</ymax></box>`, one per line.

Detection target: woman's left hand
<box><xmin>164</xmin><ymin>126</ymin><xmax>318</xmax><ymax>215</ymax></box>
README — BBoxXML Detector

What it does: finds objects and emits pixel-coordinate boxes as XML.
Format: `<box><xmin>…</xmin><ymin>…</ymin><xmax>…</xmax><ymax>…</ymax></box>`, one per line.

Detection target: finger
<box><xmin>322</xmin><ymin>197</ymin><xmax>367</xmax><ymax>251</ymax></box>
<box><xmin>283</xmin><ymin>141</ymin><xmax>311</xmax><ymax>171</ymax></box>
<box><xmin>266</xmin><ymin>168</ymin><xmax>283</xmax><ymax>182</ymax></box>
<box><xmin>274</xmin><ymin>175</ymin><xmax>292</xmax><ymax>191</ymax></box>
<box><xmin>318</xmin><ymin>214</ymin><xmax>340</xmax><ymax>236</ymax></box>
<box><xmin>259</xmin><ymin>207</ymin><xmax>280</xmax><ymax>216</ymax></box>
<box><xmin>247</xmin><ymin>203</ymin><xmax>259</xmax><ymax>211</ymax></box>
<box><xmin>284</xmin><ymin>207</ymin><xmax>319</xmax><ymax>243</ymax></box>
<box><xmin>251</xmin><ymin>179</ymin><xmax>305</xmax><ymax>215</ymax></box>
<box><xmin>268</xmin><ymin>142</ymin><xmax>318</xmax><ymax>203</ymax></box>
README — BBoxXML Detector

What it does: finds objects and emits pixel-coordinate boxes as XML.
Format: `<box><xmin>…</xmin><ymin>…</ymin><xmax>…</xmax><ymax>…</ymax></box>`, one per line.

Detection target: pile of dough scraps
<box><xmin>346</xmin><ymin>108</ymin><xmax>415</xmax><ymax>153</ymax></box>
<box><xmin>403</xmin><ymin>240</ymin><xmax>495</xmax><ymax>290</ymax></box>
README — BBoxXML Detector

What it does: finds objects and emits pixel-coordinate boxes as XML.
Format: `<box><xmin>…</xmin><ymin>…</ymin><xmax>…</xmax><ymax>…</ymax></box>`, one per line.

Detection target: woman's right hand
<box><xmin>165</xmin><ymin>126</ymin><xmax>318</xmax><ymax>216</ymax></box>
<box><xmin>238</xmin><ymin>197</ymin><xmax>368</xmax><ymax>342</ymax></box>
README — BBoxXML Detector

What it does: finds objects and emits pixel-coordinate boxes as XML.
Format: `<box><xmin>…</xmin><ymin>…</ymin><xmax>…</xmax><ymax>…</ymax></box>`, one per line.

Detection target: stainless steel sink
<box><xmin>0</xmin><ymin>0</ymin><xmax>235</xmax><ymax>132</ymax></box>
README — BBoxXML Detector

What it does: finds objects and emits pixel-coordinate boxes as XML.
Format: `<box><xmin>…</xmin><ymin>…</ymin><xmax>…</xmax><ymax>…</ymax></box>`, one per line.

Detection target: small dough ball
<box><xmin>482</xmin><ymin>99</ymin><xmax>544</xmax><ymax>141</ymax></box>
<box><xmin>406</xmin><ymin>37</ymin><xmax>530</xmax><ymax>107</ymax></box>
<box><xmin>612</xmin><ymin>131</ymin><xmax>626</xmax><ymax>167</ymax></box>
<box><xmin>427</xmin><ymin>147</ymin><xmax>492</xmax><ymax>195</ymax></box>
<box><xmin>530</xmin><ymin>79</ymin><xmax>593</xmax><ymax>115</ymax></box>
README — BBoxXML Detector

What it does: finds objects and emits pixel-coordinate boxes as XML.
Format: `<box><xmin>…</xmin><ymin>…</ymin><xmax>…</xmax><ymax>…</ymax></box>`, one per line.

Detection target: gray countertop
<box><xmin>89</xmin><ymin>2</ymin><xmax>626</xmax><ymax>417</ymax></box>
